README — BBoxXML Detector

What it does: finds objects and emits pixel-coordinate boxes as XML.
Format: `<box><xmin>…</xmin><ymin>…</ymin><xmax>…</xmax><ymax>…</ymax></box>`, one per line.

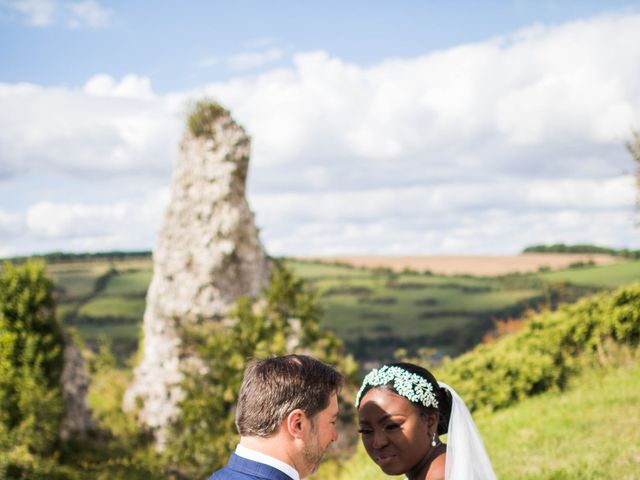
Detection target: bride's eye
<box><xmin>357</xmin><ymin>427</ymin><xmax>373</xmax><ymax>435</ymax></box>
<box><xmin>383</xmin><ymin>423</ymin><xmax>400</xmax><ymax>432</ymax></box>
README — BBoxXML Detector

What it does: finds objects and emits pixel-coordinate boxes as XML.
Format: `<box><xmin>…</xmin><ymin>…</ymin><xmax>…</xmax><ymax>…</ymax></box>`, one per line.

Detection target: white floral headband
<box><xmin>355</xmin><ymin>365</ymin><xmax>439</xmax><ymax>409</ymax></box>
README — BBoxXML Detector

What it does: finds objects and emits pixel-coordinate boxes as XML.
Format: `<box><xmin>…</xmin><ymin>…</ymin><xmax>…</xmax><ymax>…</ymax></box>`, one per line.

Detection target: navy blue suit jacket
<box><xmin>208</xmin><ymin>453</ymin><xmax>295</xmax><ymax>480</ymax></box>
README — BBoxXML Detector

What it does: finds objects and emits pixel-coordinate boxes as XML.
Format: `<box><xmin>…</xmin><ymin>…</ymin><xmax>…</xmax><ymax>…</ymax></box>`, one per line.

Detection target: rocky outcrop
<box><xmin>60</xmin><ymin>331</ymin><xmax>94</xmax><ymax>440</ymax></box>
<box><xmin>124</xmin><ymin>102</ymin><xmax>270</xmax><ymax>445</ymax></box>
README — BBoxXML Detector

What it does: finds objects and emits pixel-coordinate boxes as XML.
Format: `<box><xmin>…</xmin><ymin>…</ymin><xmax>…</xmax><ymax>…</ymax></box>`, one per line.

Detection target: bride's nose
<box><xmin>372</xmin><ymin>429</ymin><xmax>389</xmax><ymax>449</ymax></box>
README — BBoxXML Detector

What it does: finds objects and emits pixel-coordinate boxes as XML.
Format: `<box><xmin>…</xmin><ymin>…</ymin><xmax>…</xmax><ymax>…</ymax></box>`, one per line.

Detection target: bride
<box><xmin>356</xmin><ymin>362</ymin><xmax>496</xmax><ymax>480</ymax></box>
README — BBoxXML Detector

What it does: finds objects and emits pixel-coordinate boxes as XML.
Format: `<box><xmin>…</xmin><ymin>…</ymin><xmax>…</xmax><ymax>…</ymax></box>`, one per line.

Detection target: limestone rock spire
<box><xmin>124</xmin><ymin>101</ymin><xmax>270</xmax><ymax>444</ymax></box>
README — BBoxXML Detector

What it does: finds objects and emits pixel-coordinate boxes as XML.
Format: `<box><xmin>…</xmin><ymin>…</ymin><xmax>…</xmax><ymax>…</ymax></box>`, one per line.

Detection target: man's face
<box><xmin>300</xmin><ymin>393</ymin><xmax>339</xmax><ymax>477</ymax></box>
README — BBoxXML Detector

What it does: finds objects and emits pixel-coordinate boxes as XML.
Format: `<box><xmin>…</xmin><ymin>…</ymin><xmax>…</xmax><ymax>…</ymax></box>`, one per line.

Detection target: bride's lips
<box><xmin>376</xmin><ymin>454</ymin><xmax>395</xmax><ymax>466</ymax></box>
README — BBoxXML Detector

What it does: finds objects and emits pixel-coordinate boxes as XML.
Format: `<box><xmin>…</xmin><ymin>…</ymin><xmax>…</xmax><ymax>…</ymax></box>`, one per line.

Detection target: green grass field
<box><xmin>284</xmin><ymin>260</ymin><xmax>374</xmax><ymax>279</ymax></box>
<box><xmin>48</xmin><ymin>263</ymin><xmax>111</xmax><ymax>299</ymax></box>
<box><xmin>537</xmin><ymin>260</ymin><xmax>640</xmax><ymax>287</ymax></box>
<box><xmin>44</xmin><ymin>257</ymin><xmax>640</xmax><ymax>362</ymax></box>
<box><xmin>316</xmin><ymin>358</ymin><xmax>640</xmax><ymax>480</ymax></box>
<box><xmin>478</xmin><ymin>359</ymin><xmax>640</xmax><ymax>479</ymax></box>
<box><xmin>78</xmin><ymin>297</ymin><xmax>146</xmax><ymax>320</ymax></box>
<box><xmin>101</xmin><ymin>269</ymin><xmax>152</xmax><ymax>296</ymax></box>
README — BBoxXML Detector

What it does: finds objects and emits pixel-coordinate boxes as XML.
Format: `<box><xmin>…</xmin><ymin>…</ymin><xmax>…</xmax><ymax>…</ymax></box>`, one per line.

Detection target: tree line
<box><xmin>523</xmin><ymin>243</ymin><xmax>640</xmax><ymax>258</ymax></box>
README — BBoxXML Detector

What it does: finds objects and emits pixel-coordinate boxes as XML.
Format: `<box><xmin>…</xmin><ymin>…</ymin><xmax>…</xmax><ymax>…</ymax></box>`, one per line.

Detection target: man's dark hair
<box><xmin>235</xmin><ymin>354</ymin><xmax>343</xmax><ymax>437</ymax></box>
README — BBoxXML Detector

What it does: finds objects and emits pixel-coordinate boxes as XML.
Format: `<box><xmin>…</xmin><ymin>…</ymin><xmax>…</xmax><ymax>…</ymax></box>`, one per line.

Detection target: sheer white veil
<box><xmin>438</xmin><ymin>382</ymin><xmax>497</xmax><ymax>480</ymax></box>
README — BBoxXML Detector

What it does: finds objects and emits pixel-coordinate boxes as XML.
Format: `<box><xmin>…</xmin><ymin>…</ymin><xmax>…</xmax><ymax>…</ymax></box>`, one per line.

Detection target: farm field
<box><xmin>300</xmin><ymin>253</ymin><xmax>622</xmax><ymax>275</ymax></box>
<box><xmin>42</xmin><ymin>254</ymin><xmax>640</xmax><ymax>363</ymax></box>
<box><xmin>537</xmin><ymin>260</ymin><xmax>640</xmax><ymax>287</ymax></box>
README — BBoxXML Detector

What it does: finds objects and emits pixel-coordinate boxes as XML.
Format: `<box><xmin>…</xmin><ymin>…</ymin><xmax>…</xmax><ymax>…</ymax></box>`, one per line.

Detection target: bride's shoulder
<box><xmin>425</xmin><ymin>450</ymin><xmax>446</xmax><ymax>480</ymax></box>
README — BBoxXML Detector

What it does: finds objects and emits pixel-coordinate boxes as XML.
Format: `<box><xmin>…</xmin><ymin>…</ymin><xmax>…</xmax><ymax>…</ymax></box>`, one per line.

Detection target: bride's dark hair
<box><xmin>360</xmin><ymin>362</ymin><xmax>452</xmax><ymax>435</ymax></box>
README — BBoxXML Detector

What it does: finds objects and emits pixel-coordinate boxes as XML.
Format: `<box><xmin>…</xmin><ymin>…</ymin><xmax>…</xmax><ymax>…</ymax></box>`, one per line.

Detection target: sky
<box><xmin>1</xmin><ymin>0</ymin><xmax>640</xmax><ymax>257</ymax></box>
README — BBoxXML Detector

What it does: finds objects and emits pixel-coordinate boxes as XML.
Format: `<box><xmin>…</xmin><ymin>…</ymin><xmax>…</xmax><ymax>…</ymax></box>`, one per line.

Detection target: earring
<box><xmin>431</xmin><ymin>432</ymin><xmax>437</xmax><ymax>447</ymax></box>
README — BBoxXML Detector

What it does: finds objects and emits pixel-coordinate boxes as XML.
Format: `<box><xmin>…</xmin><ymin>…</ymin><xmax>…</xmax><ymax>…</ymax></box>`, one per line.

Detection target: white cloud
<box><xmin>248</xmin><ymin>175</ymin><xmax>635</xmax><ymax>254</ymax></box>
<box><xmin>67</xmin><ymin>0</ymin><xmax>110</xmax><ymax>28</ymax></box>
<box><xmin>0</xmin><ymin>75</ymin><xmax>181</xmax><ymax>178</ymax></box>
<box><xmin>1</xmin><ymin>13</ymin><xmax>640</xmax><ymax>256</ymax></box>
<box><xmin>0</xmin><ymin>188</ymin><xmax>169</xmax><ymax>256</ymax></box>
<box><xmin>0</xmin><ymin>0</ymin><xmax>111</xmax><ymax>27</ymax></box>
<box><xmin>0</xmin><ymin>0</ymin><xmax>55</xmax><ymax>25</ymax></box>
<box><xmin>198</xmin><ymin>56</ymin><xmax>219</xmax><ymax>68</ymax></box>
<box><xmin>228</xmin><ymin>48</ymin><xmax>284</xmax><ymax>71</ymax></box>
<box><xmin>83</xmin><ymin>74</ymin><xmax>155</xmax><ymax>100</ymax></box>
<box><xmin>0</xmin><ymin>209</ymin><xmax>24</xmax><ymax>237</ymax></box>
<box><xmin>192</xmin><ymin>14</ymin><xmax>640</xmax><ymax>187</ymax></box>
<box><xmin>26</xmin><ymin>201</ymin><xmax>128</xmax><ymax>237</ymax></box>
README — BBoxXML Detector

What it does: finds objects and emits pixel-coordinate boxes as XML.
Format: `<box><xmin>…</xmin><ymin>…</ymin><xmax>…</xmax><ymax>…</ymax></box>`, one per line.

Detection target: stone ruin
<box><xmin>124</xmin><ymin>102</ymin><xmax>270</xmax><ymax>445</ymax></box>
<box><xmin>60</xmin><ymin>331</ymin><xmax>95</xmax><ymax>440</ymax></box>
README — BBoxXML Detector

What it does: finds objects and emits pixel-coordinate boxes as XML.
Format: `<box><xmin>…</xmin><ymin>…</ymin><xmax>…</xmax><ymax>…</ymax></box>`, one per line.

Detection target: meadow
<box><xmin>5</xmin><ymin>255</ymin><xmax>639</xmax><ymax>479</ymax></box>
<box><xmin>45</xmin><ymin>254</ymin><xmax>640</xmax><ymax>364</ymax></box>
<box><xmin>318</xmin><ymin>358</ymin><xmax>640</xmax><ymax>480</ymax></box>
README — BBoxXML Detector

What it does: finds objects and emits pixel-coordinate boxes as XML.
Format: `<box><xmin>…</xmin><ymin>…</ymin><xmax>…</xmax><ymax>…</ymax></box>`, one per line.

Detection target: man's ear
<box><xmin>285</xmin><ymin>408</ymin><xmax>306</xmax><ymax>439</ymax></box>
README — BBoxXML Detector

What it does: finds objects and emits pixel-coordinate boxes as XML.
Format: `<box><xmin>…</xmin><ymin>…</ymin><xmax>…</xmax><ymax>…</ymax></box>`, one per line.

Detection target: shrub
<box><xmin>0</xmin><ymin>261</ymin><xmax>66</xmax><ymax>477</ymax></box>
<box><xmin>438</xmin><ymin>283</ymin><xmax>640</xmax><ymax>412</ymax></box>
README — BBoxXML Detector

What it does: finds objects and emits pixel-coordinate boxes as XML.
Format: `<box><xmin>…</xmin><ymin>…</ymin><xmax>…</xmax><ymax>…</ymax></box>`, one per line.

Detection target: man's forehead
<box><xmin>328</xmin><ymin>393</ymin><xmax>339</xmax><ymax>413</ymax></box>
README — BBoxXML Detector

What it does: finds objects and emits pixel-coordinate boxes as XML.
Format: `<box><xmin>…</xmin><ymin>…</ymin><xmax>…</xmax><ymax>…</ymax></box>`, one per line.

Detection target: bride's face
<box><xmin>357</xmin><ymin>387</ymin><xmax>432</xmax><ymax>476</ymax></box>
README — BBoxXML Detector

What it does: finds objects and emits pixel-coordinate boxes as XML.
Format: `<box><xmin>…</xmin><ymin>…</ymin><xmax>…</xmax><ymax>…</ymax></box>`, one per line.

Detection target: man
<box><xmin>209</xmin><ymin>354</ymin><xmax>343</xmax><ymax>480</ymax></box>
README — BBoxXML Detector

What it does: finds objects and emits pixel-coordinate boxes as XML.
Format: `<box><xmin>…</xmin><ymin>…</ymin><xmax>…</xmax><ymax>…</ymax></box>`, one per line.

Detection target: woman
<box><xmin>356</xmin><ymin>363</ymin><xmax>496</xmax><ymax>480</ymax></box>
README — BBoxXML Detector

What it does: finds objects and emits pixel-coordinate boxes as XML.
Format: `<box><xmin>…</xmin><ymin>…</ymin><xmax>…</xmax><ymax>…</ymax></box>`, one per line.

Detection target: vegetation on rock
<box><xmin>187</xmin><ymin>99</ymin><xmax>230</xmax><ymax>138</ymax></box>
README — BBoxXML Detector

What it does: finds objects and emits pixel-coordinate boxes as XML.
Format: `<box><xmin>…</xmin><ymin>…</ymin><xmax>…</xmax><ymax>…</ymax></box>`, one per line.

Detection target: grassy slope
<box><xmin>317</xmin><ymin>359</ymin><xmax>640</xmax><ymax>480</ymax></box>
<box><xmin>479</xmin><ymin>358</ymin><xmax>640</xmax><ymax>479</ymax></box>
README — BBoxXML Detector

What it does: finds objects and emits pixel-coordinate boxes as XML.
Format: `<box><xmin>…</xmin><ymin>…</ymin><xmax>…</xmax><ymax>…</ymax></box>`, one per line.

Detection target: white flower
<box><xmin>355</xmin><ymin>365</ymin><xmax>439</xmax><ymax>409</ymax></box>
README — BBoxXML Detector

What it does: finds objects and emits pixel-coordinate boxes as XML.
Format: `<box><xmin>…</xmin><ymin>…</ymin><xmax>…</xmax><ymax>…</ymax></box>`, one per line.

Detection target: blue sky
<box><xmin>1</xmin><ymin>0</ymin><xmax>640</xmax><ymax>256</ymax></box>
<box><xmin>2</xmin><ymin>1</ymin><xmax>637</xmax><ymax>91</ymax></box>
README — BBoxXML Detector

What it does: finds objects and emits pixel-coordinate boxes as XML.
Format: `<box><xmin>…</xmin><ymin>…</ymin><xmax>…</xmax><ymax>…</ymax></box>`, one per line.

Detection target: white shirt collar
<box><xmin>235</xmin><ymin>443</ymin><xmax>300</xmax><ymax>480</ymax></box>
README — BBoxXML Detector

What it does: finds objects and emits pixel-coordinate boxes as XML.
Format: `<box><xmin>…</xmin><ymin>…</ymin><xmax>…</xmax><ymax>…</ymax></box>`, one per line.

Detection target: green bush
<box><xmin>438</xmin><ymin>283</ymin><xmax>640</xmax><ymax>412</ymax></box>
<box><xmin>0</xmin><ymin>261</ymin><xmax>67</xmax><ymax>478</ymax></box>
<box><xmin>165</xmin><ymin>263</ymin><xmax>356</xmax><ymax>479</ymax></box>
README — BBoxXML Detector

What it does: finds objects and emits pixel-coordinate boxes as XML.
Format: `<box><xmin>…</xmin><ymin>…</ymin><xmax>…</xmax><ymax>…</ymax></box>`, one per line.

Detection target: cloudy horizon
<box><xmin>1</xmin><ymin>3</ymin><xmax>639</xmax><ymax>257</ymax></box>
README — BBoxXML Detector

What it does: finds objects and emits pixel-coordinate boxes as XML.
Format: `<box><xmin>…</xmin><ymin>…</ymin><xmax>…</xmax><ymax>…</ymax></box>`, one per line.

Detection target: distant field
<box><xmin>47</xmin><ymin>260</ymin><xmax>150</xmax><ymax>356</ymax></box>
<box><xmin>43</xmin><ymin>256</ymin><xmax>640</xmax><ymax>362</ymax></box>
<box><xmin>300</xmin><ymin>253</ymin><xmax>621</xmax><ymax>276</ymax></box>
<box><xmin>284</xmin><ymin>258</ymin><xmax>639</xmax><ymax>360</ymax></box>
<box><xmin>537</xmin><ymin>260</ymin><xmax>640</xmax><ymax>287</ymax></box>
